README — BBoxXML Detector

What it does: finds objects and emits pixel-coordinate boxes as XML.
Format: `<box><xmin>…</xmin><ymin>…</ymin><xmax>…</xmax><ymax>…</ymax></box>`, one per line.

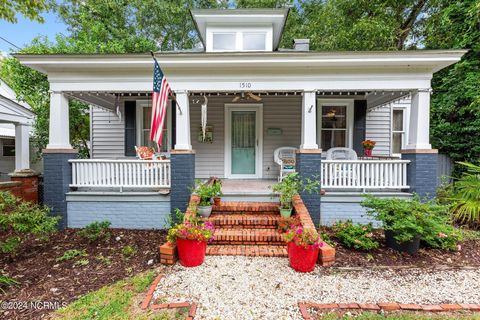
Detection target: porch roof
<box><xmin>0</xmin><ymin>79</ymin><xmax>34</xmax><ymax>125</ymax></box>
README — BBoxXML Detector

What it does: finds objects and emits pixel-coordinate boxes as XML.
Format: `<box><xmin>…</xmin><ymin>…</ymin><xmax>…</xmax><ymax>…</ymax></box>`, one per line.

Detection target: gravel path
<box><xmin>153</xmin><ymin>256</ymin><xmax>480</xmax><ymax>320</ymax></box>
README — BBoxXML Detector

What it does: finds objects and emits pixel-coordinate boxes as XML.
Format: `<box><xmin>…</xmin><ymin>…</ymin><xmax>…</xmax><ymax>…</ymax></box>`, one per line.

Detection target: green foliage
<box><xmin>448</xmin><ymin>162</ymin><xmax>480</xmax><ymax>225</ymax></box>
<box><xmin>0</xmin><ymin>0</ymin><xmax>48</xmax><ymax>23</ymax></box>
<box><xmin>271</xmin><ymin>172</ymin><xmax>320</xmax><ymax>209</ymax></box>
<box><xmin>193</xmin><ymin>180</ymin><xmax>217</xmax><ymax>206</ymax></box>
<box><xmin>95</xmin><ymin>254</ymin><xmax>112</xmax><ymax>266</ymax></box>
<box><xmin>361</xmin><ymin>194</ymin><xmax>462</xmax><ymax>250</ymax></box>
<box><xmin>318</xmin><ymin>229</ymin><xmax>335</xmax><ymax>248</ymax></box>
<box><xmin>74</xmin><ymin>258</ymin><xmax>90</xmax><ymax>267</ymax></box>
<box><xmin>121</xmin><ymin>245</ymin><xmax>137</xmax><ymax>258</ymax></box>
<box><xmin>332</xmin><ymin>220</ymin><xmax>379</xmax><ymax>251</ymax></box>
<box><xmin>166</xmin><ymin>208</ymin><xmax>186</xmax><ymax>228</ymax></box>
<box><xmin>167</xmin><ymin>213</ymin><xmax>215</xmax><ymax>243</ymax></box>
<box><xmin>0</xmin><ymin>191</ymin><xmax>59</xmax><ymax>257</ymax></box>
<box><xmin>77</xmin><ymin>221</ymin><xmax>111</xmax><ymax>242</ymax></box>
<box><xmin>56</xmin><ymin>249</ymin><xmax>88</xmax><ymax>262</ymax></box>
<box><xmin>277</xmin><ymin>216</ymin><xmax>301</xmax><ymax>233</ymax></box>
<box><xmin>0</xmin><ymin>274</ymin><xmax>18</xmax><ymax>293</ymax></box>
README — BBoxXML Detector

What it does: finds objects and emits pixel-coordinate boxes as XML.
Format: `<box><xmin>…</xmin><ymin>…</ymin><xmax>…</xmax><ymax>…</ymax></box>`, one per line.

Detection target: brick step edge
<box><xmin>207</xmin><ymin>245</ymin><xmax>287</xmax><ymax>257</ymax></box>
<box><xmin>207</xmin><ymin>214</ymin><xmax>281</xmax><ymax>227</ymax></box>
<box><xmin>214</xmin><ymin>228</ymin><xmax>285</xmax><ymax>243</ymax></box>
<box><xmin>298</xmin><ymin>302</ymin><xmax>480</xmax><ymax>320</ymax></box>
<box><xmin>213</xmin><ymin>202</ymin><xmax>280</xmax><ymax>213</ymax></box>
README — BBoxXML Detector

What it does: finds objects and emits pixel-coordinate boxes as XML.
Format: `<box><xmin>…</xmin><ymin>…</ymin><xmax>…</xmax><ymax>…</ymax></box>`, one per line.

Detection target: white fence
<box><xmin>321</xmin><ymin>160</ymin><xmax>410</xmax><ymax>190</ymax></box>
<box><xmin>70</xmin><ymin>159</ymin><xmax>171</xmax><ymax>189</ymax></box>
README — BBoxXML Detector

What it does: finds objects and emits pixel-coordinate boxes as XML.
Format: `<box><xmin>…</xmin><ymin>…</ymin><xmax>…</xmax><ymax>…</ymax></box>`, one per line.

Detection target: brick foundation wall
<box><xmin>295</xmin><ymin>151</ymin><xmax>322</xmax><ymax>225</ymax></box>
<box><xmin>0</xmin><ymin>171</ymin><xmax>39</xmax><ymax>204</ymax></box>
<box><xmin>0</xmin><ymin>181</ymin><xmax>22</xmax><ymax>198</ymax></box>
<box><xmin>170</xmin><ymin>151</ymin><xmax>195</xmax><ymax>215</ymax></box>
<box><xmin>402</xmin><ymin>152</ymin><xmax>439</xmax><ymax>200</ymax></box>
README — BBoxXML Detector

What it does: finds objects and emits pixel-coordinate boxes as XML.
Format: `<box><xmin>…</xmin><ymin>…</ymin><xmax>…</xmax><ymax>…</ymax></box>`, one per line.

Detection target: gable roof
<box><xmin>0</xmin><ymin>79</ymin><xmax>34</xmax><ymax>124</ymax></box>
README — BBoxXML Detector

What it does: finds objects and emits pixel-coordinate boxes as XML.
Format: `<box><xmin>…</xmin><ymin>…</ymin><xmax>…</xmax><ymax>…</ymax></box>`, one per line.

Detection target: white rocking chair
<box><xmin>274</xmin><ymin>147</ymin><xmax>297</xmax><ymax>181</ymax></box>
<box><xmin>325</xmin><ymin>147</ymin><xmax>358</xmax><ymax>186</ymax></box>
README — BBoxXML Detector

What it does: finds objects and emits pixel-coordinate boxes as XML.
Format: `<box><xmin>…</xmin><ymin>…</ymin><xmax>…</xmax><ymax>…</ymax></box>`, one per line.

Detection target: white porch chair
<box><xmin>325</xmin><ymin>147</ymin><xmax>358</xmax><ymax>186</ymax></box>
<box><xmin>274</xmin><ymin>147</ymin><xmax>297</xmax><ymax>181</ymax></box>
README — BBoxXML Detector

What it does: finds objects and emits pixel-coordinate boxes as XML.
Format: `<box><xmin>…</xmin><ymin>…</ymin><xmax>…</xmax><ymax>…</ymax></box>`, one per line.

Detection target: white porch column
<box><xmin>174</xmin><ymin>91</ymin><xmax>192</xmax><ymax>150</ymax></box>
<box><xmin>47</xmin><ymin>92</ymin><xmax>72</xmax><ymax>149</ymax></box>
<box><xmin>300</xmin><ymin>90</ymin><xmax>319</xmax><ymax>150</ymax></box>
<box><xmin>14</xmin><ymin>123</ymin><xmax>30</xmax><ymax>171</ymax></box>
<box><xmin>405</xmin><ymin>89</ymin><xmax>432</xmax><ymax>150</ymax></box>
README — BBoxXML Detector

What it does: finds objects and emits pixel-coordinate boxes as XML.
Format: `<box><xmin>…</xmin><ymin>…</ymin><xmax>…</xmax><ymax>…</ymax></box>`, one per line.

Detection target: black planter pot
<box><xmin>384</xmin><ymin>230</ymin><xmax>420</xmax><ymax>254</ymax></box>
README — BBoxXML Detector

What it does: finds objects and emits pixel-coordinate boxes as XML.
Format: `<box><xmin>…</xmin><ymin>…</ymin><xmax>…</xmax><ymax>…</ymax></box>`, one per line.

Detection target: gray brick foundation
<box><xmin>170</xmin><ymin>151</ymin><xmax>195</xmax><ymax>214</ymax></box>
<box><xmin>296</xmin><ymin>151</ymin><xmax>321</xmax><ymax>225</ymax></box>
<box><xmin>43</xmin><ymin>151</ymin><xmax>78</xmax><ymax>230</ymax></box>
<box><xmin>402</xmin><ymin>152</ymin><xmax>439</xmax><ymax>200</ymax></box>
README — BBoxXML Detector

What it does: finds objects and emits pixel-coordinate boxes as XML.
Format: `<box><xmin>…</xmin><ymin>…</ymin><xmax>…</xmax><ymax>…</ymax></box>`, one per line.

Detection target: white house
<box><xmin>16</xmin><ymin>8</ymin><xmax>466</xmax><ymax>229</ymax></box>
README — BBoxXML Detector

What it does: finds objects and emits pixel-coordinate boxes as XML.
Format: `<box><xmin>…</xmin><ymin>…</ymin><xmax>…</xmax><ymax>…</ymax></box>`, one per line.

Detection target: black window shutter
<box><xmin>171</xmin><ymin>100</ymin><xmax>176</xmax><ymax>149</ymax></box>
<box><xmin>352</xmin><ymin>100</ymin><xmax>367</xmax><ymax>156</ymax></box>
<box><xmin>124</xmin><ymin>101</ymin><xmax>136</xmax><ymax>156</ymax></box>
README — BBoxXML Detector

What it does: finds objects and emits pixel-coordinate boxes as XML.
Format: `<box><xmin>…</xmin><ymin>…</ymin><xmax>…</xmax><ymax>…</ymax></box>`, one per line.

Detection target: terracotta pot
<box><xmin>287</xmin><ymin>242</ymin><xmax>319</xmax><ymax>273</ymax></box>
<box><xmin>364</xmin><ymin>148</ymin><xmax>373</xmax><ymax>157</ymax></box>
<box><xmin>213</xmin><ymin>197</ymin><xmax>221</xmax><ymax>206</ymax></box>
<box><xmin>176</xmin><ymin>238</ymin><xmax>207</xmax><ymax>267</ymax></box>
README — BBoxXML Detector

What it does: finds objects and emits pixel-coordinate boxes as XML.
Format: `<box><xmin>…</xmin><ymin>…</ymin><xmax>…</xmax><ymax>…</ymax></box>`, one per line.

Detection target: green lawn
<box><xmin>52</xmin><ymin>270</ymin><xmax>186</xmax><ymax>320</ymax></box>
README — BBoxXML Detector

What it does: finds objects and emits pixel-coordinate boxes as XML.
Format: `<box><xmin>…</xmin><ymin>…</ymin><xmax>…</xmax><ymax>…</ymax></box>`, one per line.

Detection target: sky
<box><xmin>0</xmin><ymin>11</ymin><xmax>68</xmax><ymax>55</ymax></box>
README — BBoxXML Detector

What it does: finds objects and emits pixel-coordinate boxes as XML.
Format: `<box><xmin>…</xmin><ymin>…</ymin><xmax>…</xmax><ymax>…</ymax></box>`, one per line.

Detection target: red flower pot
<box><xmin>364</xmin><ymin>148</ymin><xmax>373</xmax><ymax>157</ymax></box>
<box><xmin>287</xmin><ymin>242</ymin><xmax>319</xmax><ymax>273</ymax></box>
<box><xmin>176</xmin><ymin>238</ymin><xmax>207</xmax><ymax>267</ymax></box>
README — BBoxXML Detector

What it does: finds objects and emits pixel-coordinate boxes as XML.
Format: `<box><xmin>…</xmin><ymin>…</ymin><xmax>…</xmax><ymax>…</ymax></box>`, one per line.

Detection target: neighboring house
<box><xmin>0</xmin><ymin>79</ymin><xmax>36</xmax><ymax>181</ymax></box>
<box><xmin>16</xmin><ymin>8</ymin><xmax>466</xmax><ymax>229</ymax></box>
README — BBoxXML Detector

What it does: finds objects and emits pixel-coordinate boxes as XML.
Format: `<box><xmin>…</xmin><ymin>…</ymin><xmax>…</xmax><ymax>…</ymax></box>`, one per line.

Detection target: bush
<box><xmin>0</xmin><ymin>191</ymin><xmax>59</xmax><ymax>257</ymax></box>
<box><xmin>332</xmin><ymin>220</ymin><xmax>379</xmax><ymax>251</ymax></box>
<box><xmin>77</xmin><ymin>221</ymin><xmax>111</xmax><ymax>242</ymax></box>
<box><xmin>448</xmin><ymin>162</ymin><xmax>480</xmax><ymax>226</ymax></box>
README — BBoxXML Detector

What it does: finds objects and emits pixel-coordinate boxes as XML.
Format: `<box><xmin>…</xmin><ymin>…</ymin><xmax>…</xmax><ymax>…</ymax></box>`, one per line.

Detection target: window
<box><xmin>392</xmin><ymin>108</ymin><xmax>406</xmax><ymax>155</ymax></box>
<box><xmin>212</xmin><ymin>33</ymin><xmax>236</xmax><ymax>51</ymax></box>
<box><xmin>317</xmin><ymin>100</ymin><xmax>354</xmax><ymax>151</ymax></box>
<box><xmin>242</xmin><ymin>32</ymin><xmax>266</xmax><ymax>51</ymax></box>
<box><xmin>2</xmin><ymin>139</ymin><xmax>15</xmax><ymax>156</ymax></box>
<box><xmin>136</xmin><ymin>101</ymin><xmax>171</xmax><ymax>153</ymax></box>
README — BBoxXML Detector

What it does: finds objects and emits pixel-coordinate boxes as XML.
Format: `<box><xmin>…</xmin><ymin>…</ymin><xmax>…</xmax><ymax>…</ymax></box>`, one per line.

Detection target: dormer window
<box><xmin>207</xmin><ymin>27</ymin><xmax>271</xmax><ymax>52</ymax></box>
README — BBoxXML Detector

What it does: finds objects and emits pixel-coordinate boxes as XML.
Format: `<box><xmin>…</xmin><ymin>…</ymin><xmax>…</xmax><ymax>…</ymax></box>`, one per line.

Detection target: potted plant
<box><xmin>361</xmin><ymin>139</ymin><xmax>376</xmax><ymax>157</ymax></box>
<box><xmin>271</xmin><ymin>173</ymin><xmax>319</xmax><ymax>218</ymax></box>
<box><xmin>210</xmin><ymin>178</ymin><xmax>223</xmax><ymax>206</ymax></box>
<box><xmin>284</xmin><ymin>226</ymin><xmax>324</xmax><ymax>273</ymax></box>
<box><xmin>194</xmin><ymin>180</ymin><xmax>216</xmax><ymax>218</ymax></box>
<box><xmin>167</xmin><ymin>210</ymin><xmax>215</xmax><ymax>267</ymax></box>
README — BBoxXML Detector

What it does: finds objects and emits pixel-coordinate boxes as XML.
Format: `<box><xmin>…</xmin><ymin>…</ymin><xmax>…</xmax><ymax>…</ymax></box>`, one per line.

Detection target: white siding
<box><xmin>91</xmin><ymin>106</ymin><xmax>125</xmax><ymax>159</ymax></box>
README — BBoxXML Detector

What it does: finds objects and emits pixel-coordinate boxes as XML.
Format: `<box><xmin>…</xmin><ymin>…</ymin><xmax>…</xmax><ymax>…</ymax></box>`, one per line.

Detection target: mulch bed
<box><xmin>0</xmin><ymin>228</ymin><xmax>166</xmax><ymax>320</ymax></box>
<box><xmin>321</xmin><ymin>227</ymin><xmax>480</xmax><ymax>268</ymax></box>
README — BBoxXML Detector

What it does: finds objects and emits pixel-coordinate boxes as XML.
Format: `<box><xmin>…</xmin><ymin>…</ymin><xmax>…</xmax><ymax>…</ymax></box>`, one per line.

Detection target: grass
<box><xmin>53</xmin><ymin>270</ymin><xmax>174</xmax><ymax>320</ymax></box>
<box><xmin>319</xmin><ymin>312</ymin><xmax>480</xmax><ymax>320</ymax></box>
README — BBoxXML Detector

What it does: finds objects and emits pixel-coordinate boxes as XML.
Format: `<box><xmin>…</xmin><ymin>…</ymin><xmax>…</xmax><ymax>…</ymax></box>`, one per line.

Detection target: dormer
<box><xmin>191</xmin><ymin>8</ymin><xmax>289</xmax><ymax>52</ymax></box>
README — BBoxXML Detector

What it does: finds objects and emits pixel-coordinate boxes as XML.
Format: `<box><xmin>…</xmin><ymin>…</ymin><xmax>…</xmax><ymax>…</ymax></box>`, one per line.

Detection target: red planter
<box><xmin>176</xmin><ymin>238</ymin><xmax>207</xmax><ymax>267</ymax></box>
<box><xmin>364</xmin><ymin>148</ymin><xmax>373</xmax><ymax>157</ymax></box>
<box><xmin>287</xmin><ymin>242</ymin><xmax>319</xmax><ymax>273</ymax></box>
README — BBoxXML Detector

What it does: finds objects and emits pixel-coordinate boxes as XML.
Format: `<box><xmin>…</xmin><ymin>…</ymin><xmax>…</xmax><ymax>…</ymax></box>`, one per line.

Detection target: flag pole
<box><xmin>150</xmin><ymin>51</ymin><xmax>183</xmax><ymax>115</ymax></box>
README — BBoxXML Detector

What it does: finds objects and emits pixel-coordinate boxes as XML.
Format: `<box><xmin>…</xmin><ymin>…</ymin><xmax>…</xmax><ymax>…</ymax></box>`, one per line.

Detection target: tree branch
<box><xmin>396</xmin><ymin>0</ymin><xmax>428</xmax><ymax>49</ymax></box>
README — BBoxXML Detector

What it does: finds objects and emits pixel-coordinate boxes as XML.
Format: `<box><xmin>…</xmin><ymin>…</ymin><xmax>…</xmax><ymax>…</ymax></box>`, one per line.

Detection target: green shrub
<box><xmin>77</xmin><ymin>221</ymin><xmax>111</xmax><ymax>242</ymax></box>
<box><xmin>0</xmin><ymin>274</ymin><xmax>18</xmax><ymax>293</ymax></box>
<box><xmin>271</xmin><ymin>172</ymin><xmax>320</xmax><ymax>210</ymax></box>
<box><xmin>332</xmin><ymin>220</ymin><xmax>379</xmax><ymax>251</ymax></box>
<box><xmin>0</xmin><ymin>191</ymin><xmax>59</xmax><ymax>257</ymax></box>
<box><xmin>448</xmin><ymin>162</ymin><xmax>480</xmax><ymax>225</ymax></box>
<box><xmin>56</xmin><ymin>249</ymin><xmax>88</xmax><ymax>262</ymax></box>
<box><xmin>121</xmin><ymin>245</ymin><xmax>137</xmax><ymax>258</ymax></box>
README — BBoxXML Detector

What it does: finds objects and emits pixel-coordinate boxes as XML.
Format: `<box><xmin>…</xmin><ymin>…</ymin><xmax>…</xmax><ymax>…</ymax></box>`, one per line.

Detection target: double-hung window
<box><xmin>1</xmin><ymin>139</ymin><xmax>15</xmax><ymax>156</ymax></box>
<box><xmin>136</xmin><ymin>101</ymin><xmax>172</xmax><ymax>153</ymax></box>
<box><xmin>391</xmin><ymin>108</ymin><xmax>407</xmax><ymax>156</ymax></box>
<box><xmin>317</xmin><ymin>99</ymin><xmax>354</xmax><ymax>151</ymax></box>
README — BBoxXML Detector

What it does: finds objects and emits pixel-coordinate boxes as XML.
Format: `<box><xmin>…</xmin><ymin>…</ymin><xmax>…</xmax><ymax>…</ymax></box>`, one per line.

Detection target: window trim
<box><xmin>135</xmin><ymin>100</ymin><xmax>172</xmax><ymax>154</ymax></box>
<box><xmin>206</xmin><ymin>25</ymin><xmax>272</xmax><ymax>52</ymax></box>
<box><xmin>316</xmin><ymin>99</ymin><xmax>354</xmax><ymax>151</ymax></box>
<box><xmin>391</xmin><ymin>106</ymin><xmax>409</xmax><ymax>157</ymax></box>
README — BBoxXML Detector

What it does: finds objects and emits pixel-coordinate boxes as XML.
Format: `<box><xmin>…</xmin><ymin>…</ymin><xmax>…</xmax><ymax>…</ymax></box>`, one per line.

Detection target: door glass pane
<box><xmin>392</xmin><ymin>132</ymin><xmax>403</xmax><ymax>154</ymax></box>
<box><xmin>322</xmin><ymin>106</ymin><xmax>347</xmax><ymax>128</ymax></box>
<box><xmin>393</xmin><ymin>109</ymin><xmax>404</xmax><ymax>131</ymax></box>
<box><xmin>231</xmin><ymin>111</ymin><xmax>256</xmax><ymax>174</ymax></box>
<box><xmin>243</xmin><ymin>32</ymin><xmax>266</xmax><ymax>50</ymax></box>
<box><xmin>213</xmin><ymin>33</ymin><xmax>236</xmax><ymax>51</ymax></box>
<box><xmin>321</xmin><ymin>130</ymin><xmax>346</xmax><ymax>150</ymax></box>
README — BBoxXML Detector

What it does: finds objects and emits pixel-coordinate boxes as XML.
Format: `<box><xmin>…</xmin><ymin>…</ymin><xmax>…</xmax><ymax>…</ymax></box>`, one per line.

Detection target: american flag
<box><xmin>150</xmin><ymin>59</ymin><xmax>171</xmax><ymax>147</ymax></box>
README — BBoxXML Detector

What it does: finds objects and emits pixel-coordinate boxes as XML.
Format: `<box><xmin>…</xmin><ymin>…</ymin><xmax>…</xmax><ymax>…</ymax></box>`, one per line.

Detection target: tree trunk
<box><xmin>396</xmin><ymin>0</ymin><xmax>428</xmax><ymax>49</ymax></box>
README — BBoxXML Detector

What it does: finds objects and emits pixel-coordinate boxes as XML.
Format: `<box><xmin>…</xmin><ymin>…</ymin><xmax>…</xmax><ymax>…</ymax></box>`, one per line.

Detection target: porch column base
<box><xmin>43</xmin><ymin>149</ymin><xmax>78</xmax><ymax>230</ymax></box>
<box><xmin>401</xmin><ymin>149</ymin><xmax>438</xmax><ymax>200</ymax></box>
<box><xmin>295</xmin><ymin>149</ymin><xmax>321</xmax><ymax>225</ymax></box>
<box><xmin>170</xmin><ymin>150</ymin><xmax>195</xmax><ymax>217</ymax></box>
<box><xmin>9</xmin><ymin>169</ymin><xmax>40</xmax><ymax>203</ymax></box>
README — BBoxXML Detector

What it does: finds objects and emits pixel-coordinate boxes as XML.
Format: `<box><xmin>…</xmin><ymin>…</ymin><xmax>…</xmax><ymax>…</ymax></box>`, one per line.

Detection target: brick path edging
<box><xmin>298</xmin><ymin>302</ymin><xmax>480</xmax><ymax>320</ymax></box>
<box><xmin>141</xmin><ymin>273</ymin><xmax>197</xmax><ymax>319</ymax></box>
<box><xmin>292</xmin><ymin>195</ymin><xmax>336</xmax><ymax>266</ymax></box>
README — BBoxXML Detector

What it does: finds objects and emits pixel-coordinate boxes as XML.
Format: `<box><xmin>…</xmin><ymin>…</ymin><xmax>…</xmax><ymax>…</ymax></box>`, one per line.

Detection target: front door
<box><xmin>225</xmin><ymin>104</ymin><xmax>263</xmax><ymax>178</ymax></box>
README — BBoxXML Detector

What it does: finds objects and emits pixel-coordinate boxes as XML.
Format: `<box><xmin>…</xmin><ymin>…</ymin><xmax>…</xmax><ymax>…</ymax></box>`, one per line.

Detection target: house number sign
<box><xmin>239</xmin><ymin>82</ymin><xmax>252</xmax><ymax>89</ymax></box>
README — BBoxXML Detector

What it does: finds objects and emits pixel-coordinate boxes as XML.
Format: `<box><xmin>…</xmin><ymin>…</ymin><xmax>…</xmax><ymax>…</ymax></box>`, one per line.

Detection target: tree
<box><xmin>0</xmin><ymin>0</ymin><xmax>48</xmax><ymax>23</ymax></box>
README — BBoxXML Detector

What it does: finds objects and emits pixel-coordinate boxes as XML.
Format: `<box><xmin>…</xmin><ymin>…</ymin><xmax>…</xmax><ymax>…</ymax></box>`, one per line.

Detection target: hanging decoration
<box><xmin>201</xmin><ymin>95</ymin><xmax>208</xmax><ymax>141</ymax></box>
<box><xmin>115</xmin><ymin>94</ymin><xmax>122</xmax><ymax>121</ymax></box>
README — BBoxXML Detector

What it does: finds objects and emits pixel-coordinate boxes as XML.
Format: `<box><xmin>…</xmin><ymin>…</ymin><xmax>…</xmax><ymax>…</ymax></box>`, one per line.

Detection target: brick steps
<box><xmin>212</xmin><ymin>202</ymin><xmax>280</xmax><ymax>214</ymax></box>
<box><xmin>212</xmin><ymin>228</ymin><xmax>284</xmax><ymax>245</ymax></box>
<box><xmin>206</xmin><ymin>244</ymin><xmax>287</xmax><ymax>257</ymax></box>
<box><xmin>207</xmin><ymin>213</ymin><xmax>280</xmax><ymax>228</ymax></box>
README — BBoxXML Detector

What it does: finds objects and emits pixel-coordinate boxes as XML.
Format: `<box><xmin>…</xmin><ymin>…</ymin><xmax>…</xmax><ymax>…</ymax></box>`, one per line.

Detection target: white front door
<box><xmin>225</xmin><ymin>104</ymin><xmax>263</xmax><ymax>179</ymax></box>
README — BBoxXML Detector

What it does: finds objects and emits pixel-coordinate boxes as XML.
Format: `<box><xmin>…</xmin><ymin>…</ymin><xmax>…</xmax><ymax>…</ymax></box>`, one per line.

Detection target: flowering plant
<box><xmin>284</xmin><ymin>226</ymin><xmax>324</xmax><ymax>249</ymax></box>
<box><xmin>167</xmin><ymin>216</ymin><xmax>215</xmax><ymax>243</ymax></box>
<box><xmin>361</xmin><ymin>140</ymin><xmax>376</xmax><ymax>150</ymax></box>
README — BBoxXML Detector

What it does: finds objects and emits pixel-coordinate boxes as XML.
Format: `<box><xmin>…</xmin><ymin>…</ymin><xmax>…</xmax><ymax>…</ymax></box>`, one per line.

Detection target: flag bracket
<box><xmin>151</xmin><ymin>51</ymin><xmax>183</xmax><ymax>115</ymax></box>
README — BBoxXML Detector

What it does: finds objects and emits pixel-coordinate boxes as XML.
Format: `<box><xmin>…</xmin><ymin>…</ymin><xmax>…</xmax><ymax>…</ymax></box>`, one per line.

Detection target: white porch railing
<box><xmin>321</xmin><ymin>160</ymin><xmax>410</xmax><ymax>190</ymax></box>
<box><xmin>69</xmin><ymin>159</ymin><xmax>171</xmax><ymax>189</ymax></box>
